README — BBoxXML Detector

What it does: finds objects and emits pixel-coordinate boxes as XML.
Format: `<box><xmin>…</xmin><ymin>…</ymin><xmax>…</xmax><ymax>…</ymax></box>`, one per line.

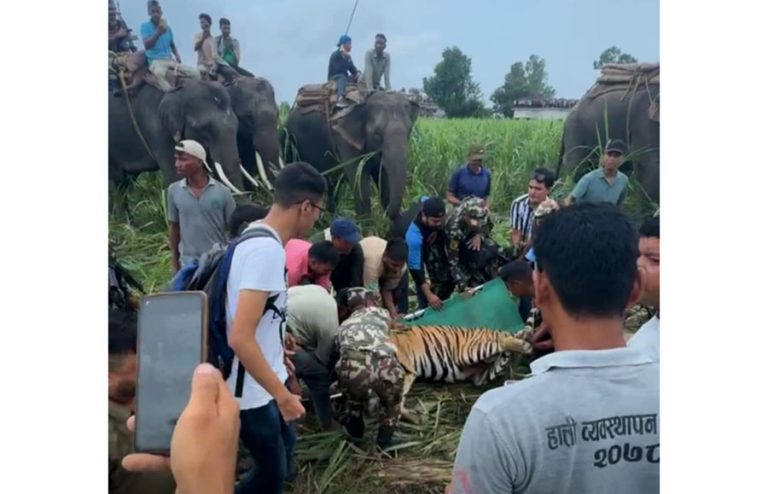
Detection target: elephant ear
<box><xmin>408</xmin><ymin>100</ymin><xmax>421</xmax><ymax>125</ymax></box>
<box><xmin>330</xmin><ymin>102</ymin><xmax>366</xmax><ymax>152</ymax></box>
<box><xmin>158</xmin><ymin>90</ymin><xmax>186</xmax><ymax>143</ymax></box>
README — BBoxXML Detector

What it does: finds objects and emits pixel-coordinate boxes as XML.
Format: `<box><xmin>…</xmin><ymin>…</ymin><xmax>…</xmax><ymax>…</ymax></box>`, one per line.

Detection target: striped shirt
<box><xmin>509</xmin><ymin>193</ymin><xmax>535</xmax><ymax>244</ymax></box>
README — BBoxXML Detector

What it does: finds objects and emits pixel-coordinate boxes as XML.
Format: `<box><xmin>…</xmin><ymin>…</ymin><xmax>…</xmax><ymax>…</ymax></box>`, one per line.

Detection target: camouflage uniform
<box><xmin>444</xmin><ymin>197</ymin><xmax>496</xmax><ymax>291</ymax></box>
<box><xmin>423</xmin><ymin>230</ymin><xmax>454</xmax><ymax>298</ymax></box>
<box><xmin>534</xmin><ymin>197</ymin><xmax>559</xmax><ymax>219</ymax></box>
<box><xmin>335</xmin><ymin>290</ymin><xmax>405</xmax><ymax>430</ymax></box>
<box><xmin>109</xmin><ymin>402</ymin><xmax>176</xmax><ymax>494</ymax></box>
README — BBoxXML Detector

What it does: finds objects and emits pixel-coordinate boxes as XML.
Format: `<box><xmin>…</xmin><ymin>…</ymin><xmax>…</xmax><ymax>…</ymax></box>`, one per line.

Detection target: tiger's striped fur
<box><xmin>390</xmin><ymin>325</ymin><xmax>533</xmax><ymax>397</ymax></box>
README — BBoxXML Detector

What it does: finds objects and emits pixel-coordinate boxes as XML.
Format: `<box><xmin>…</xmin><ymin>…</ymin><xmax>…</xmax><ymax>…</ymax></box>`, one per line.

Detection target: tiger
<box><xmin>389</xmin><ymin>325</ymin><xmax>533</xmax><ymax>405</ymax></box>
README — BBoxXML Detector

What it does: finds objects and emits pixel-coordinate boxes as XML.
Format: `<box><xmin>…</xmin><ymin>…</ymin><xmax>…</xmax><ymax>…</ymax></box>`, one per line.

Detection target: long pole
<box><xmin>344</xmin><ymin>0</ymin><xmax>360</xmax><ymax>35</ymax></box>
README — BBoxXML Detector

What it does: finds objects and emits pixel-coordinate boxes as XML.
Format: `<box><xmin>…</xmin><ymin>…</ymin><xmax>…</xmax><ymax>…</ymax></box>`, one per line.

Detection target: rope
<box><xmin>117</xmin><ymin>69</ymin><xmax>159</xmax><ymax>163</ymax></box>
<box><xmin>344</xmin><ymin>0</ymin><xmax>360</xmax><ymax>35</ymax></box>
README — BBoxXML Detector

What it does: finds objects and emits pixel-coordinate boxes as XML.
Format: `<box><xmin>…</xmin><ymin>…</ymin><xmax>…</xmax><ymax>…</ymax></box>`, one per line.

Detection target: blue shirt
<box><xmin>405</xmin><ymin>221</ymin><xmax>424</xmax><ymax>271</ymax></box>
<box><xmin>448</xmin><ymin>164</ymin><xmax>491</xmax><ymax>201</ymax></box>
<box><xmin>140</xmin><ymin>21</ymin><xmax>174</xmax><ymax>64</ymax></box>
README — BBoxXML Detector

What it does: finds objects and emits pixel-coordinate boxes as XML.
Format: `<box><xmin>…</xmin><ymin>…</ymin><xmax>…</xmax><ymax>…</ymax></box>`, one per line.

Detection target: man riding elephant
<box><xmin>444</xmin><ymin>197</ymin><xmax>499</xmax><ymax>292</ymax></box>
<box><xmin>141</xmin><ymin>1</ymin><xmax>200</xmax><ymax>92</ymax></box>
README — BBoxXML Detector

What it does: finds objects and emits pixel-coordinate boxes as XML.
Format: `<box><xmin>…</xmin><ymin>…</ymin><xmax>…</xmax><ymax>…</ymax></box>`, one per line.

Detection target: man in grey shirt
<box><xmin>167</xmin><ymin>140</ymin><xmax>236</xmax><ymax>272</ymax></box>
<box><xmin>362</xmin><ymin>33</ymin><xmax>391</xmax><ymax>91</ymax></box>
<box><xmin>565</xmin><ymin>139</ymin><xmax>630</xmax><ymax>207</ymax></box>
<box><xmin>448</xmin><ymin>203</ymin><xmax>659</xmax><ymax>494</ymax></box>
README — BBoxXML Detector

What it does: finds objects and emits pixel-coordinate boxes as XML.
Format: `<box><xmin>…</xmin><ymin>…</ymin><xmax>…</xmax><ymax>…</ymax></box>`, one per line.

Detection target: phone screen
<box><xmin>135</xmin><ymin>291</ymin><xmax>208</xmax><ymax>454</ymax></box>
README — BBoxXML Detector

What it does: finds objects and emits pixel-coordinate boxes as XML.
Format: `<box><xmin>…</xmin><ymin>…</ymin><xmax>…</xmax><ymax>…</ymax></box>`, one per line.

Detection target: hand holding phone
<box><xmin>123</xmin><ymin>363</ymin><xmax>240</xmax><ymax>494</ymax></box>
<box><xmin>135</xmin><ymin>292</ymin><xmax>208</xmax><ymax>454</ymax></box>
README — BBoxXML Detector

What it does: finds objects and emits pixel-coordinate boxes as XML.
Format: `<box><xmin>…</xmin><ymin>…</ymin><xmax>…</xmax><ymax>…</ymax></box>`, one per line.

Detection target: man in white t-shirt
<box><xmin>225</xmin><ymin>161</ymin><xmax>327</xmax><ymax>494</ymax></box>
<box><xmin>448</xmin><ymin>203</ymin><xmax>659</xmax><ymax>494</ymax></box>
<box><xmin>629</xmin><ymin>215</ymin><xmax>660</xmax><ymax>363</ymax></box>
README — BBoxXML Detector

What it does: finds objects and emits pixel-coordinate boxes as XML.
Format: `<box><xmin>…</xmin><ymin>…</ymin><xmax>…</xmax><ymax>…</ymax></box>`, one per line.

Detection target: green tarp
<box><xmin>402</xmin><ymin>278</ymin><xmax>525</xmax><ymax>333</ymax></box>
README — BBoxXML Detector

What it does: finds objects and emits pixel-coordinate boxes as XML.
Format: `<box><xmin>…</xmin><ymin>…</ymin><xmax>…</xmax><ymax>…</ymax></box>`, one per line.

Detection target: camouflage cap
<box><xmin>534</xmin><ymin>198</ymin><xmax>560</xmax><ymax>218</ymax></box>
<box><xmin>467</xmin><ymin>143</ymin><xmax>486</xmax><ymax>161</ymax></box>
<box><xmin>460</xmin><ymin>197</ymin><xmax>489</xmax><ymax>226</ymax></box>
<box><xmin>343</xmin><ymin>287</ymin><xmax>380</xmax><ymax>309</ymax></box>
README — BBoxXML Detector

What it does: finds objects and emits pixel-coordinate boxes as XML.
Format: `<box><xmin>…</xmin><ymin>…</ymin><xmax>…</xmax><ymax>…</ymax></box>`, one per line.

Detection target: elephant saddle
<box><xmin>109</xmin><ymin>50</ymin><xmax>186</xmax><ymax>93</ymax></box>
<box><xmin>292</xmin><ymin>81</ymin><xmax>367</xmax><ymax>151</ymax></box>
<box><xmin>292</xmin><ymin>81</ymin><xmax>365</xmax><ymax>116</ymax></box>
<box><xmin>586</xmin><ymin>62</ymin><xmax>660</xmax><ymax>100</ymax></box>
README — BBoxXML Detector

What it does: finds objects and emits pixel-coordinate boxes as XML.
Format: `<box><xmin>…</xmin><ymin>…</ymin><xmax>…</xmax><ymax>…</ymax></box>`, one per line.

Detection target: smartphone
<box><xmin>135</xmin><ymin>291</ymin><xmax>208</xmax><ymax>454</ymax></box>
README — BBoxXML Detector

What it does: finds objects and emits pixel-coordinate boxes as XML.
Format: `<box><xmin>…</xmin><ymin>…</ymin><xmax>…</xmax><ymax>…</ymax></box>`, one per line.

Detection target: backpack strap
<box><xmin>225</xmin><ymin>224</ymin><xmax>283</xmax><ymax>398</ymax></box>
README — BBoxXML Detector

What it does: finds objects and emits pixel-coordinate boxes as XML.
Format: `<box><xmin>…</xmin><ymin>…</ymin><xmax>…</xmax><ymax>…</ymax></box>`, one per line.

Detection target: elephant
<box><xmin>109</xmin><ymin>79</ymin><xmax>246</xmax><ymax>194</ymax></box>
<box><xmin>557</xmin><ymin>77</ymin><xmax>660</xmax><ymax>205</ymax></box>
<box><xmin>226</xmin><ymin>77</ymin><xmax>283</xmax><ymax>191</ymax></box>
<box><xmin>284</xmin><ymin>91</ymin><xmax>420</xmax><ymax>219</ymax></box>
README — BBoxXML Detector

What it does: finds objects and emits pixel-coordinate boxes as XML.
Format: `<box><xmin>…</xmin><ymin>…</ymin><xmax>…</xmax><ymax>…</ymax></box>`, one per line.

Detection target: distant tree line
<box><xmin>420</xmin><ymin>46</ymin><xmax>638</xmax><ymax>118</ymax></box>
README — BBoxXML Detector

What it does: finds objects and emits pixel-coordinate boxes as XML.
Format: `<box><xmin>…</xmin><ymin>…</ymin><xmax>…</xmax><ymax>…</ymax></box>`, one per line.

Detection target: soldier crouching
<box><xmin>335</xmin><ymin>287</ymin><xmax>405</xmax><ymax>449</ymax></box>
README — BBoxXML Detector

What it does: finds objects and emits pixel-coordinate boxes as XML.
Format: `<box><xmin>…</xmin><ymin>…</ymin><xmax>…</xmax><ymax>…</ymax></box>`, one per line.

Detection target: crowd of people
<box><xmin>107</xmin><ymin>2</ymin><xmax>656</xmax><ymax>493</ymax></box>
<box><xmin>109</xmin><ymin>0</ymin><xmax>393</xmax><ymax>97</ymax></box>
<box><xmin>108</xmin><ymin>127</ymin><xmax>658</xmax><ymax>492</ymax></box>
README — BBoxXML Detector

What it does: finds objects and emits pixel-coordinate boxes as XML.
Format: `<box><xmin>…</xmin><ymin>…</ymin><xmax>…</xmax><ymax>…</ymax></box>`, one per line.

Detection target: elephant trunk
<box><xmin>380</xmin><ymin>137</ymin><xmax>408</xmax><ymax>219</ymax></box>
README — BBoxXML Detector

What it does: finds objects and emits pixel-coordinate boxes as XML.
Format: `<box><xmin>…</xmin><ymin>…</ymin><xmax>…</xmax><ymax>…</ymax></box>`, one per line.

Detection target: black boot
<box><xmin>342</xmin><ymin>414</ymin><xmax>365</xmax><ymax>443</ymax></box>
<box><xmin>376</xmin><ymin>425</ymin><xmax>398</xmax><ymax>450</ymax></box>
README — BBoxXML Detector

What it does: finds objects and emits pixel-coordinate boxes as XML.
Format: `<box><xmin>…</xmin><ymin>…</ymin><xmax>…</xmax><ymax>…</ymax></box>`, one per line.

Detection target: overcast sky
<box><xmin>118</xmin><ymin>0</ymin><xmax>659</xmax><ymax>104</ymax></box>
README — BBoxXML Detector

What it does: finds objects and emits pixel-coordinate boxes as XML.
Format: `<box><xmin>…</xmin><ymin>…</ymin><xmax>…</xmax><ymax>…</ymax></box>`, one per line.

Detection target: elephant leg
<box><xmin>563</xmin><ymin>144</ymin><xmax>595</xmax><ymax>184</ymax></box>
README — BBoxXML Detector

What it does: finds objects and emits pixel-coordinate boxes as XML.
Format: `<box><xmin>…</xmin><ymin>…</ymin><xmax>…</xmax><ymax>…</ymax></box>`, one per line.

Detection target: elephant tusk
<box><xmin>203</xmin><ymin>161</ymin><xmax>214</xmax><ymax>175</ymax></box>
<box><xmin>255</xmin><ymin>152</ymin><xmax>274</xmax><ymax>191</ymax></box>
<box><xmin>279</xmin><ymin>156</ymin><xmax>285</xmax><ymax>169</ymax></box>
<box><xmin>240</xmin><ymin>164</ymin><xmax>262</xmax><ymax>189</ymax></box>
<box><xmin>214</xmin><ymin>162</ymin><xmax>243</xmax><ymax>194</ymax></box>
<box><xmin>268</xmin><ymin>161</ymin><xmax>280</xmax><ymax>177</ymax></box>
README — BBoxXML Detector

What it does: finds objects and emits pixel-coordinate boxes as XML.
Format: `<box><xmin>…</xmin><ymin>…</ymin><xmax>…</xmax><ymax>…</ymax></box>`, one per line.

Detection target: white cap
<box><xmin>174</xmin><ymin>140</ymin><xmax>207</xmax><ymax>162</ymax></box>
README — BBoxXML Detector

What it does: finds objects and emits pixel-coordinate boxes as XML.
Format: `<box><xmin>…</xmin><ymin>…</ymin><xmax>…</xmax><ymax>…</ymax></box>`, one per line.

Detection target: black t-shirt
<box><xmin>330</xmin><ymin>243</ymin><xmax>365</xmax><ymax>292</ymax></box>
<box><xmin>327</xmin><ymin>50</ymin><xmax>359</xmax><ymax>80</ymax></box>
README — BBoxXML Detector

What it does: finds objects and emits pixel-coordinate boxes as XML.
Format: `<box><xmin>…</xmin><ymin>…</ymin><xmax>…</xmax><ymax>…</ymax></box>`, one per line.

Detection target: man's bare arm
<box><xmin>509</xmin><ymin>229</ymin><xmax>522</xmax><ymax>248</ymax></box>
<box><xmin>142</xmin><ymin>27</ymin><xmax>164</xmax><ymax>50</ymax></box>
<box><xmin>228</xmin><ymin>290</ymin><xmax>292</xmax><ymax>402</ymax></box>
<box><xmin>171</xmin><ymin>43</ymin><xmax>181</xmax><ymax>62</ymax></box>
<box><xmin>169</xmin><ymin>222</ymin><xmax>181</xmax><ymax>272</ymax></box>
<box><xmin>446</xmin><ymin>191</ymin><xmax>461</xmax><ymax>206</ymax></box>
<box><xmin>381</xmin><ymin>288</ymin><xmax>397</xmax><ymax>317</ymax></box>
